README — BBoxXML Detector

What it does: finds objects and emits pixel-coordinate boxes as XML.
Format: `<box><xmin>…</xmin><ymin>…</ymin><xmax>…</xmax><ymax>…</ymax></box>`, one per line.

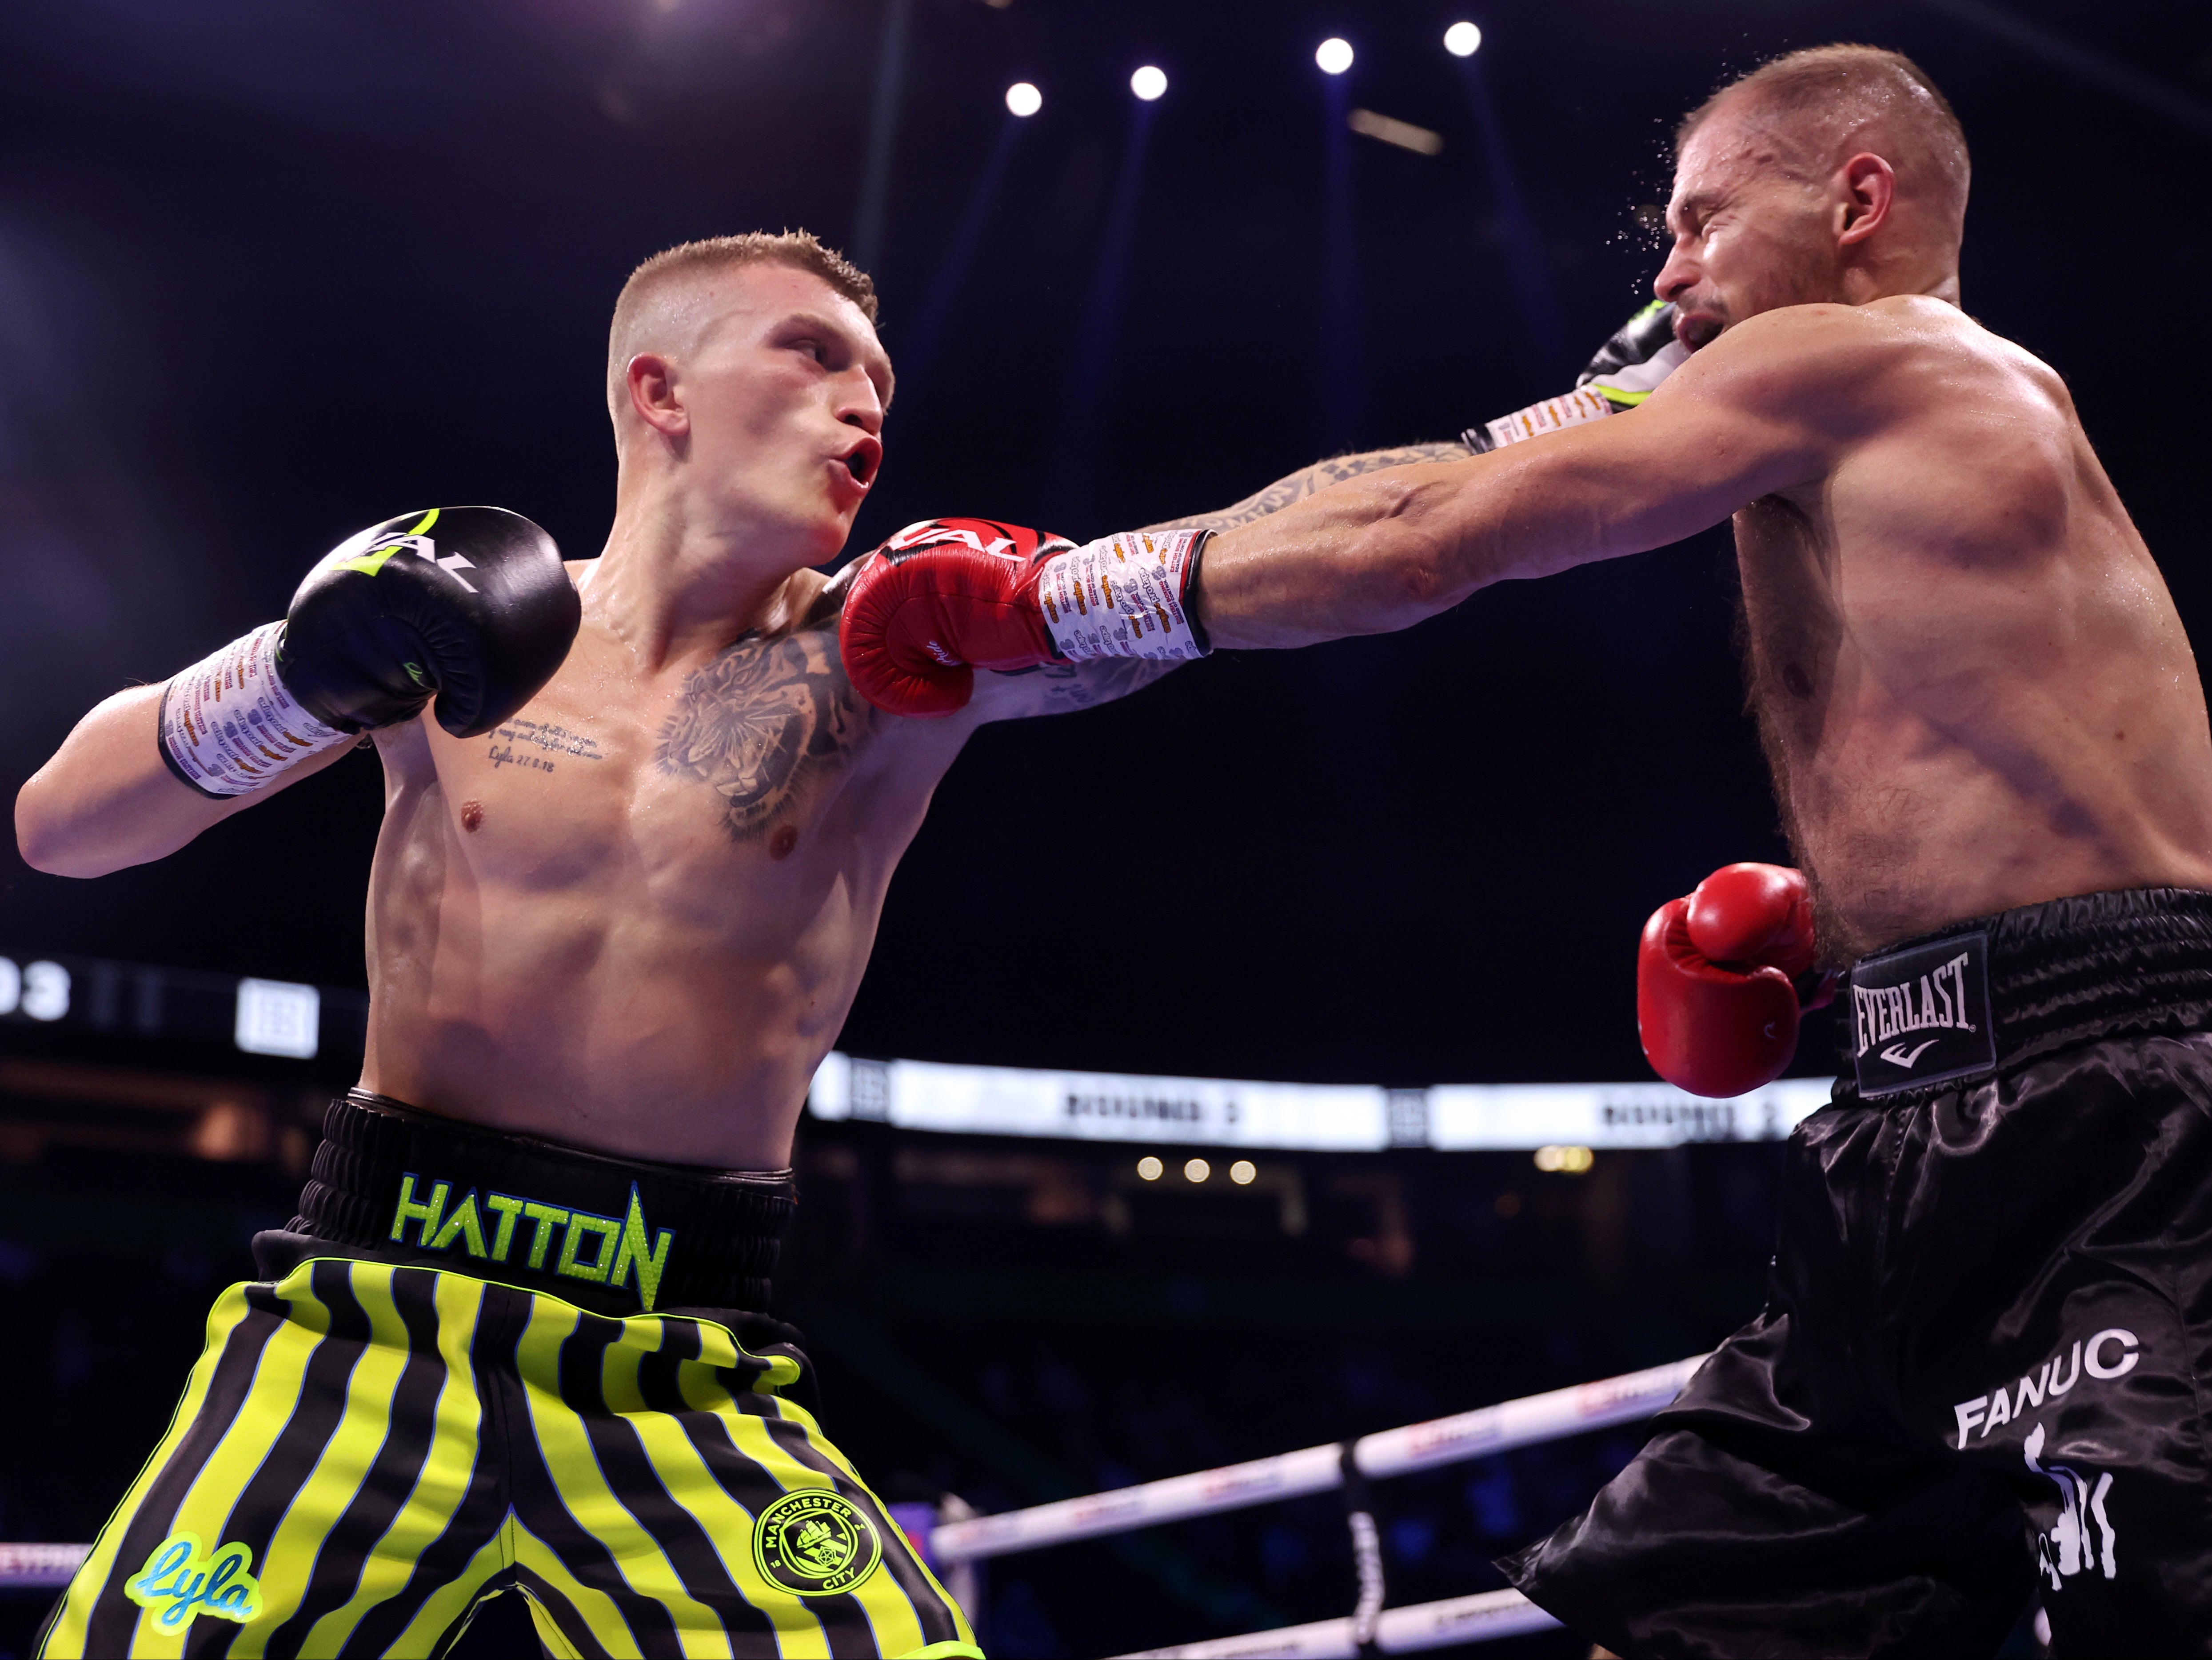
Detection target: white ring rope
<box><xmin>1111</xmin><ymin>1587</ymin><xmax>1564</xmax><ymax>1658</ymax></box>
<box><xmin>930</xmin><ymin>1354</ymin><xmax>1705</xmax><ymax>1563</ymax></box>
<box><xmin>0</xmin><ymin>1543</ymin><xmax>90</xmax><ymax>1590</ymax></box>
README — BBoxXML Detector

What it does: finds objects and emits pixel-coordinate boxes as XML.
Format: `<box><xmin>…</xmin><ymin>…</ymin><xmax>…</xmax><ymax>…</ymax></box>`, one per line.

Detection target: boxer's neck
<box><xmin>587</xmin><ymin>486</ymin><xmax>823</xmax><ymax>671</ymax></box>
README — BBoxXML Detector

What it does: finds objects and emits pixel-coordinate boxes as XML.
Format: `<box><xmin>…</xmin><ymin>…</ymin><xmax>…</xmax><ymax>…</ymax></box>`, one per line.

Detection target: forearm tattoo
<box><xmin>655</xmin><ymin>624</ymin><xmax>867</xmax><ymax>842</ymax></box>
<box><xmin>1143</xmin><ymin>442</ymin><xmax>1472</xmax><ymax>533</ymax></box>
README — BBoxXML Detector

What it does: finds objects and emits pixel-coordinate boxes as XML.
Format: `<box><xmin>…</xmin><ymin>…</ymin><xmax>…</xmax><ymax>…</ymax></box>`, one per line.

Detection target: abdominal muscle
<box><xmin>362</xmin><ymin>898</ymin><xmax>861</xmax><ymax>1170</ymax></box>
<box><xmin>355</xmin><ymin>744</ymin><xmax>904</xmax><ymax>1172</ymax></box>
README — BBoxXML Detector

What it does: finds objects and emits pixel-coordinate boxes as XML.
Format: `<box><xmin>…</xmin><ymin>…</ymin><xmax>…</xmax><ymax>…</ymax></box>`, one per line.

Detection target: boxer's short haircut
<box><xmin>1679</xmin><ymin>44</ymin><xmax>1969</xmax><ymax>218</ymax></box>
<box><xmin>607</xmin><ymin>230</ymin><xmax>878</xmax><ymax>415</ymax></box>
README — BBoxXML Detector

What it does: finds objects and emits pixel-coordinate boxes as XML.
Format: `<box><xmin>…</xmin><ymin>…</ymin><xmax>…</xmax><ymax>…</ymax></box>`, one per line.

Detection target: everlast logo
<box><xmin>1849</xmin><ymin>929</ymin><xmax>1997</xmax><ymax>1097</ymax></box>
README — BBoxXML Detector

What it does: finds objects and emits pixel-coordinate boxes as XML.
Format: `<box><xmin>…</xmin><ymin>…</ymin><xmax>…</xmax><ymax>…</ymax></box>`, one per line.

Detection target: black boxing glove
<box><xmin>1462</xmin><ymin>300</ymin><xmax>1689</xmax><ymax>452</ymax></box>
<box><xmin>159</xmin><ymin>506</ymin><xmax>579</xmax><ymax>799</ymax></box>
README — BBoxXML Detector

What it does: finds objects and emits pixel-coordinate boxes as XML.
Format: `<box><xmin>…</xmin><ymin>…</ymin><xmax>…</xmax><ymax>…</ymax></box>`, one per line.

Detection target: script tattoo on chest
<box><xmin>654</xmin><ymin>625</ymin><xmax>866</xmax><ymax>842</ymax></box>
<box><xmin>487</xmin><ymin>718</ymin><xmax>605</xmax><ymax>774</ymax></box>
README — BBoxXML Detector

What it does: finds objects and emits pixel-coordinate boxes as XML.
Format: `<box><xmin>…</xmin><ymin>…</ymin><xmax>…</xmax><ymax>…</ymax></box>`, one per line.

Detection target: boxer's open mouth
<box><xmin>1677</xmin><ymin>312</ymin><xmax>1725</xmax><ymax>352</ymax></box>
<box><xmin>838</xmin><ymin>437</ymin><xmax>883</xmax><ymax>487</ymax></box>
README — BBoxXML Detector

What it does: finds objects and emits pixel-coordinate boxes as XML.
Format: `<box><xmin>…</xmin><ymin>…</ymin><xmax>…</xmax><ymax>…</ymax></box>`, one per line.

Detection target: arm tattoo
<box><xmin>1143</xmin><ymin>441</ymin><xmax>1471</xmax><ymax>533</ymax></box>
<box><xmin>655</xmin><ymin>625</ymin><xmax>868</xmax><ymax>842</ymax></box>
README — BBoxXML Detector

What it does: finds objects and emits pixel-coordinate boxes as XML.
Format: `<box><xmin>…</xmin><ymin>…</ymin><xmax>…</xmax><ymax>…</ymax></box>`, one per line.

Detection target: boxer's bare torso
<box><xmin>363</xmin><ymin>565</ymin><xmax>1145</xmax><ymax>1167</ymax></box>
<box><xmin>1729</xmin><ymin>298</ymin><xmax>2212</xmax><ymax>957</ymax></box>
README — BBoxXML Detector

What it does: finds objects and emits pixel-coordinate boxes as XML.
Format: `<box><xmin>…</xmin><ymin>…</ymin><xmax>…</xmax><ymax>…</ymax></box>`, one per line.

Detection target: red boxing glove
<box><xmin>838</xmin><ymin>519</ymin><xmax>1071</xmax><ymax>719</ymax></box>
<box><xmin>839</xmin><ymin>518</ymin><xmax>1214</xmax><ymax>718</ymax></box>
<box><xmin>1637</xmin><ymin>863</ymin><xmax>1835</xmax><ymax>1098</ymax></box>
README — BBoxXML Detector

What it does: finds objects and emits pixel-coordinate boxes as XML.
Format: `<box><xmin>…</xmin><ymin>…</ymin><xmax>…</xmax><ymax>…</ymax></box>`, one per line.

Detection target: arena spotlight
<box><xmin>1444</xmin><ymin>21</ymin><xmax>1482</xmax><ymax>57</ymax></box>
<box><xmin>1137</xmin><ymin>1155</ymin><xmax>1163</xmax><ymax>1181</ymax></box>
<box><xmin>1184</xmin><ymin>1157</ymin><xmax>1212</xmax><ymax>1183</ymax></box>
<box><xmin>1230</xmin><ymin>1159</ymin><xmax>1258</xmax><ymax>1186</ymax></box>
<box><xmin>1005</xmin><ymin>81</ymin><xmax>1042</xmax><ymax>117</ymax></box>
<box><xmin>1130</xmin><ymin>64</ymin><xmax>1167</xmax><ymax>101</ymax></box>
<box><xmin>1315</xmin><ymin>37</ymin><xmax>1354</xmax><ymax>76</ymax></box>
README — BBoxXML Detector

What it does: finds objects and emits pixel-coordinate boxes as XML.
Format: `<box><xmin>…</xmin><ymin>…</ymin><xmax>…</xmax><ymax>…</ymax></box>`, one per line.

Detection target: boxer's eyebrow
<box><xmin>1669</xmin><ymin>191</ymin><xmax>1722</xmax><ymax>235</ymax></box>
<box><xmin>780</xmin><ymin>310</ymin><xmax>894</xmax><ymax>407</ymax></box>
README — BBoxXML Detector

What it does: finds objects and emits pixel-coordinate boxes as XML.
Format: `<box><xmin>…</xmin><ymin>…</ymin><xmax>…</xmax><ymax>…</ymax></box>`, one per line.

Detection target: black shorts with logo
<box><xmin>1503</xmin><ymin>887</ymin><xmax>2212</xmax><ymax>1660</ymax></box>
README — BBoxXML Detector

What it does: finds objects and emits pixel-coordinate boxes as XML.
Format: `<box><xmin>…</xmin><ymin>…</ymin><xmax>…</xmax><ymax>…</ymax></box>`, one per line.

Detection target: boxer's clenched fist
<box><xmin>158</xmin><ymin>506</ymin><xmax>579</xmax><ymax>799</ymax></box>
<box><xmin>839</xmin><ymin>519</ymin><xmax>1070</xmax><ymax>718</ymax></box>
<box><xmin>840</xmin><ymin>517</ymin><xmax>1212</xmax><ymax>718</ymax></box>
<box><xmin>1637</xmin><ymin>862</ymin><xmax>1836</xmax><ymax>1097</ymax></box>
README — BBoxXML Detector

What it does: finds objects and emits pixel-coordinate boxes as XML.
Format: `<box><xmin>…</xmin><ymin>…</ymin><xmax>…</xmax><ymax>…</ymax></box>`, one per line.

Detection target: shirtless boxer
<box><xmin>837</xmin><ymin>45</ymin><xmax>2212</xmax><ymax>1657</ymax></box>
<box><xmin>14</xmin><ymin>232</ymin><xmax>1175</xmax><ymax>1658</ymax></box>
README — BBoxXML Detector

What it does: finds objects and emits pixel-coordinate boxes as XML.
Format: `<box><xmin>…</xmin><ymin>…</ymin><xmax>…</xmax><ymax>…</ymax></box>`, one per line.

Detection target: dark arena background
<box><xmin>2</xmin><ymin>0</ymin><xmax>2208</xmax><ymax>1655</ymax></box>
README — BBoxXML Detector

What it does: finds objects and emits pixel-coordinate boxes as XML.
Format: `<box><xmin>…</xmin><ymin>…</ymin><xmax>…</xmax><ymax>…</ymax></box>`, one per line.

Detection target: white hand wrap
<box><xmin>1036</xmin><ymin>529</ymin><xmax>1210</xmax><ymax>663</ymax></box>
<box><xmin>158</xmin><ymin>621</ymin><xmax>350</xmax><ymax>799</ymax></box>
<box><xmin>1476</xmin><ymin>385</ymin><xmax>1613</xmax><ymax>451</ymax></box>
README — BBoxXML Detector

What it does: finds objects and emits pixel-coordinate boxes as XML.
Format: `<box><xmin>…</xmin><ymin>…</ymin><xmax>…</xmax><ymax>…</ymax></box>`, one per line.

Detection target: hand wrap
<box><xmin>158</xmin><ymin>622</ymin><xmax>351</xmax><ymax>799</ymax></box>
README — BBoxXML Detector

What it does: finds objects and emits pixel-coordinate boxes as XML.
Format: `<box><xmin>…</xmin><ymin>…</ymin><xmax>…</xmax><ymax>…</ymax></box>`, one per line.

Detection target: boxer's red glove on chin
<box><xmin>839</xmin><ymin>518</ymin><xmax>1212</xmax><ymax>718</ymax></box>
<box><xmin>1637</xmin><ymin>863</ymin><xmax>1838</xmax><ymax>1098</ymax></box>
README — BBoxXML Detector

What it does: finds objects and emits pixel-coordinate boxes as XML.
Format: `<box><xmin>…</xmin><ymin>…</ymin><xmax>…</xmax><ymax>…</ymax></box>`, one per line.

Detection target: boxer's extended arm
<box><xmin>1143</xmin><ymin>304</ymin><xmax>1685</xmax><ymax>536</ymax></box>
<box><xmin>1195</xmin><ymin>307</ymin><xmax>1863</xmax><ymax>649</ymax></box>
<box><xmin>1144</xmin><ymin>444</ymin><xmax>1472</xmax><ymax>535</ymax></box>
<box><xmin>16</xmin><ymin>691</ymin><xmax>358</xmax><ymax>877</ymax></box>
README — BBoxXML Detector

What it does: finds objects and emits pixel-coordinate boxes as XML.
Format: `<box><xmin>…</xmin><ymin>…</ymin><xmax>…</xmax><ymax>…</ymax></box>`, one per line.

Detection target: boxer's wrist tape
<box><xmin>1037</xmin><ymin>529</ymin><xmax>1212</xmax><ymax>663</ymax></box>
<box><xmin>1461</xmin><ymin>385</ymin><xmax>1613</xmax><ymax>454</ymax></box>
<box><xmin>158</xmin><ymin>621</ymin><xmax>350</xmax><ymax>800</ymax></box>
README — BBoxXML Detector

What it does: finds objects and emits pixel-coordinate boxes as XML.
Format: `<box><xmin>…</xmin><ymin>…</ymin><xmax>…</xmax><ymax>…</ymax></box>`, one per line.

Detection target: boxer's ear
<box><xmin>626</xmin><ymin>352</ymin><xmax>688</xmax><ymax>439</ymax></box>
<box><xmin>1835</xmin><ymin>152</ymin><xmax>1896</xmax><ymax>248</ymax></box>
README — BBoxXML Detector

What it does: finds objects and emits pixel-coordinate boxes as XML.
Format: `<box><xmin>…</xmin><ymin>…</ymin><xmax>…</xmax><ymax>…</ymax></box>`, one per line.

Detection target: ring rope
<box><xmin>930</xmin><ymin>1354</ymin><xmax>1705</xmax><ymax>1563</ymax></box>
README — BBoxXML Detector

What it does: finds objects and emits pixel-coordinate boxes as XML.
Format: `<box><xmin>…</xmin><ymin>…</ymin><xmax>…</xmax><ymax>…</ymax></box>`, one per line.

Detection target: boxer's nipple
<box><xmin>768</xmin><ymin>824</ymin><xmax>800</xmax><ymax>861</ymax></box>
<box><xmin>460</xmin><ymin>800</ymin><xmax>485</xmax><ymax>833</ymax></box>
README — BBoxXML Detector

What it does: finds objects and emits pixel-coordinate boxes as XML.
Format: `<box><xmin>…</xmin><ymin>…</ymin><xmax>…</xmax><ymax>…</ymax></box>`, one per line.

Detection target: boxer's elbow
<box><xmin>16</xmin><ymin>788</ymin><xmax>89</xmax><ymax>876</ymax></box>
<box><xmin>15</xmin><ymin>774</ymin><xmax>143</xmax><ymax>878</ymax></box>
<box><xmin>17</xmin><ymin>787</ymin><xmax>101</xmax><ymax>876</ymax></box>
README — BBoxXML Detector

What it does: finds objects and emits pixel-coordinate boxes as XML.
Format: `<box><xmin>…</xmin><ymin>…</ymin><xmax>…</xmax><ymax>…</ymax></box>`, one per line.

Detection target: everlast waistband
<box><xmin>286</xmin><ymin>1091</ymin><xmax>797</xmax><ymax>1315</ymax></box>
<box><xmin>1838</xmin><ymin>886</ymin><xmax>2212</xmax><ymax>1101</ymax></box>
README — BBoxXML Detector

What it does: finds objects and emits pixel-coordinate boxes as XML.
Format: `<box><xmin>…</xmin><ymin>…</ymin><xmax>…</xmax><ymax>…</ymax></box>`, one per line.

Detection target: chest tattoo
<box><xmin>654</xmin><ymin>626</ymin><xmax>865</xmax><ymax>842</ymax></box>
<box><xmin>487</xmin><ymin>718</ymin><xmax>606</xmax><ymax>774</ymax></box>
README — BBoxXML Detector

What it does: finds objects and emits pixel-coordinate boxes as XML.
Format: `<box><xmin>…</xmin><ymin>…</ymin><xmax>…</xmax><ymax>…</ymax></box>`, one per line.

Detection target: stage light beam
<box><xmin>1130</xmin><ymin>65</ymin><xmax>1167</xmax><ymax>102</ymax></box>
<box><xmin>1005</xmin><ymin>81</ymin><xmax>1042</xmax><ymax>118</ymax></box>
<box><xmin>1316</xmin><ymin>37</ymin><xmax>1354</xmax><ymax>76</ymax></box>
<box><xmin>1445</xmin><ymin>21</ymin><xmax>1482</xmax><ymax>58</ymax></box>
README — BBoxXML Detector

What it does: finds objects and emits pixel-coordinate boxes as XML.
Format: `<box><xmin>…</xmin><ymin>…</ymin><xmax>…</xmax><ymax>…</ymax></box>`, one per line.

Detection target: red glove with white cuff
<box><xmin>838</xmin><ymin>518</ymin><xmax>1211</xmax><ymax>718</ymax></box>
<box><xmin>1637</xmin><ymin>863</ymin><xmax>1837</xmax><ymax>1098</ymax></box>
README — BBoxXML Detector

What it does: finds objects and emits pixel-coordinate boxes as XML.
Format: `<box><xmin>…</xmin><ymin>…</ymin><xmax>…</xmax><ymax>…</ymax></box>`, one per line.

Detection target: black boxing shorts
<box><xmin>1502</xmin><ymin>887</ymin><xmax>2212</xmax><ymax>1660</ymax></box>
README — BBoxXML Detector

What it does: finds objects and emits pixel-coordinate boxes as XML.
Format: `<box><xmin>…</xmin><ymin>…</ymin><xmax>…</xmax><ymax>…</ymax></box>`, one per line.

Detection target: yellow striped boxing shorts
<box><xmin>40</xmin><ymin>1256</ymin><xmax>979</xmax><ymax>1659</ymax></box>
<box><xmin>39</xmin><ymin>1092</ymin><xmax>979</xmax><ymax>1659</ymax></box>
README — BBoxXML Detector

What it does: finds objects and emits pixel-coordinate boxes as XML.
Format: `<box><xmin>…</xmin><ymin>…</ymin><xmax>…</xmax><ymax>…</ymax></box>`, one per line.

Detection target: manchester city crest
<box><xmin>754</xmin><ymin>1488</ymin><xmax>884</xmax><ymax>1596</ymax></box>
